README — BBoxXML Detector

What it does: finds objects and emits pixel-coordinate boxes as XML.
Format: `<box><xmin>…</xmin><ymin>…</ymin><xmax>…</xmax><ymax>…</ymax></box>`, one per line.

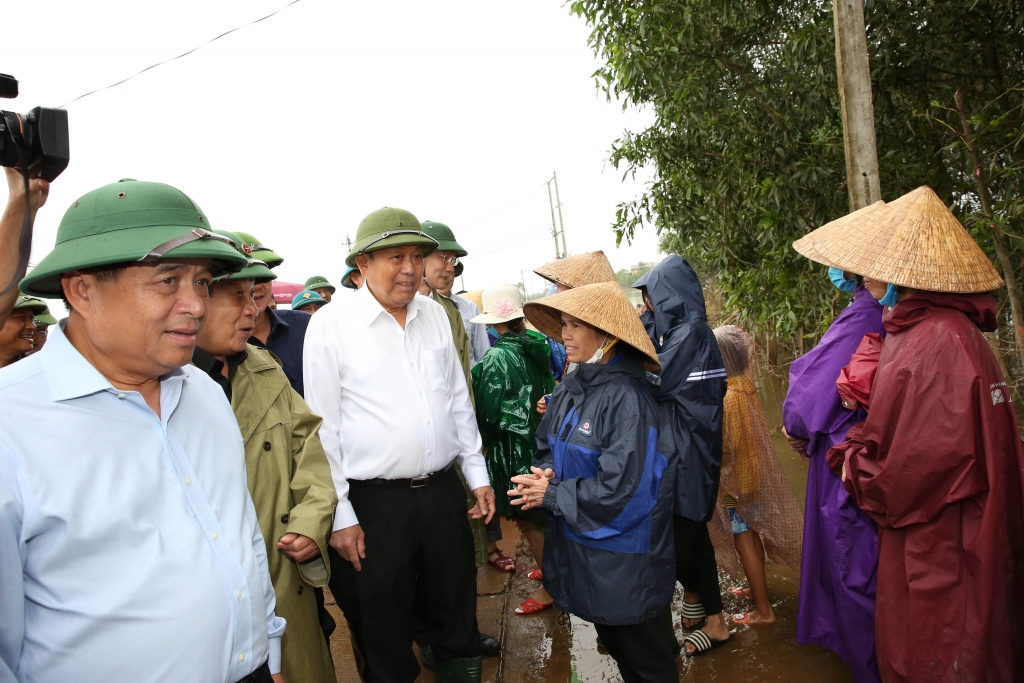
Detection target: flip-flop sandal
<box><xmin>527</xmin><ymin>569</ymin><xmax>543</xmax><ymax>581</ymax></box>
<box><xmin>681</xmin><ymin>630</ymin><xmax>729</xmax><ymax>656</ymax></box>
<box><xmin>488</xmin><ymin>549</ymin><xmax>516</xmax><ymax>572</ymax></box>
<box><xmin>732</xmin><ymin>611</ymin><xmax>773</xmax><ymax>626</ymax></box>
<box><xmin>727</xmin><ymin>586</ymin><xmax>751</xmax><ymax>599</ymax></box>
<box><xmin>681</xmin><ymin>599</ymin><xmax>706</xmax><ymax>628</ymax></box>
<box><xmin>515</xmin><ymin>597</ymin><xmax>553</xmax><ymax>615</ymax></box>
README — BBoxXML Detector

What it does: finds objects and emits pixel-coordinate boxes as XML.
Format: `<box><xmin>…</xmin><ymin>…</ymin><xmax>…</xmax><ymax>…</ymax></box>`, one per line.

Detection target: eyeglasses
<box><xmin>439</xmin><ymin>254</ymin><xmax>461</xmax><ymax>266</ymax></box>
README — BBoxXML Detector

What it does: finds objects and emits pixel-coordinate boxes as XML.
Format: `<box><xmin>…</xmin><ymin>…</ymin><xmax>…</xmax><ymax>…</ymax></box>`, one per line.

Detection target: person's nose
<box><xmin>242</xmin><ymin>297</ymin><xmax>258</xmax><ymax>320</ymax></box>
<box><xmin>180</xmin><ymin>280</ymin><xmax>207</xmax><ymax>318</ymax></box>
<box><xmin>24</xmin><ymin>318</ymin><xmax>36</xmax><ymax>332</ymax></box>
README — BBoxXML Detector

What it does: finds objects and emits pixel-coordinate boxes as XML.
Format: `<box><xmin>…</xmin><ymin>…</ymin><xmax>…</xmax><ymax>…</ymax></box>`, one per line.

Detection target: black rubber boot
<box><xmin>433</xmin><ymin>655</ymin><xmax>483</xmax><ymax>683</ymax></box>
<box><xmin>479</xmin><ymin>633</ymin><xmax>501</xmax><ymax>657</ymax></box>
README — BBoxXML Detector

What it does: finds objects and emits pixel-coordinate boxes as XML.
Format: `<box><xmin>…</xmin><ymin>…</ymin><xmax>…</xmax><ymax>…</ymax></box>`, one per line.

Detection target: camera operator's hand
<box><xmin>0</xmin><ymin>168</ymin><xmax>51</xmax><ymax>324</ymax></box>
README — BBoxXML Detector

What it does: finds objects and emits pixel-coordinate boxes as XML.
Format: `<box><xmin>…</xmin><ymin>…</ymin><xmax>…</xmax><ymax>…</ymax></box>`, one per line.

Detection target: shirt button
<box><xmin>117</xmin><ymin>393</ymin><xmax>126</xmax><ymax>399</ymax></box>
<box><xmin>297</xmin><ymin>585</ymin><xmax>304</xmax><ymax>595</ymax></box>
<box><xmin>280</xmin><ymin>513</ymin><xmax>289</xmax><ymax>524</ymax></box>
<box><xmin>212</xmin><ymin>532</ymin><xmax>218</xmax><ymax>540</ymax></box>
<box><xmin>238</xmin><ymin>653</ymin><xmax>245</xmax><ymax>663</ymax></box>
<box><xmin>185</xmin><ymin>477</ymin><xmax>191</xmax><ymax>486</ymax></box>
<box><xmin>263</xmin><ymin>441</ymin><xmax>272</xmax><ymax>451</ymax></box>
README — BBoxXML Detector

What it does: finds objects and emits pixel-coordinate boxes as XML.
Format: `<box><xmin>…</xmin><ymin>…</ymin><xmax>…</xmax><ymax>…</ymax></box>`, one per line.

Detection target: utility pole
<box><xmin>344</xmin><ymin>233</ymin><xmax>353</xmax><ymax>252</ymax></box>
<box><xmin>546</xmin><ymin>173</ymin><xmax>568</xmax><ymax>258</ymax></box>
<box><xmin>833</xmin><ymin>0</ymin><xmax>881</xmax><ymax>211</ymax></box>
<box><xmin>553</xmin><ymin>171</ymin><xmax>567</xmax><ymax>257</ymax></box>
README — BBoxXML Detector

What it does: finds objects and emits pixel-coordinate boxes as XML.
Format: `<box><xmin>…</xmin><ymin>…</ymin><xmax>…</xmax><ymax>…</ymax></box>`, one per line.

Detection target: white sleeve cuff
<box><xmin>267</xmin><ymin>636</ymin><xmax>282</xmax><ymax>674</ymax></box>
<box><xmin>333</xmin><ymin>501</ymin><xmax>360</xmax><ymax>531</ymax></box>
<box><xmin>458</xmin><ymin>452</ymin><xmax>490</xmax><ymax>491</ymax></box>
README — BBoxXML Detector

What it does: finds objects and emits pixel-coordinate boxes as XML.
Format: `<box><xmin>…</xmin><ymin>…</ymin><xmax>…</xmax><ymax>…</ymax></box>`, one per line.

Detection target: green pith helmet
<box><xmin>20</xmin><ymin>179</ymin><xmax>248</xmax><ymax>297</ymax></box>
<box><xmin>341</xmin><ymin>267</ymin><xmax>358</xmax><ymax>289</ymax></box>
<box><xmin>213</xmin><ymin>229</ymin><xmax>277</xmax><ymax>283</ymax></box>
<box><xmin>292</xmin><ymin>289</ymin><xmax>326</xmax><ymax>310</ymax></box>
<box><xmin>304</xmin><ymin>275</ymin><xmax>335</xmax><ymax>294</ymax></box>
<box><xmin>34</xmin><ymin>311</ymin><xmax>58</xmax><ymax>326</ymax></box>
<box><xmin>419</xmin><ymin>221</ymin><xmax>467</xmax><ymax>257</ymax></box>
<box><xmin>13</xmin><ymin>295</ymin><xmax>48</xmax><ymax>316</ymax></box>
<box><xmin>233</xmin><ymin>231</ymin><xmax>284</xmax><ymax>269</ymax></box>
<box><xmin>345</xmin><ymin>207</ymin><xmax>438</xmax><ymax>268</ymax></box>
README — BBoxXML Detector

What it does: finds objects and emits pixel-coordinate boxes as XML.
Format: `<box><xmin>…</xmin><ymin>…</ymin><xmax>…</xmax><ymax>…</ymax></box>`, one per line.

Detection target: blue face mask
<box><xmin>829</xmin><ymin>267</ymin><xmax>857</xmax><ymax>293</ymax></box>
<box><xmin>879</xmin><ymin>283</ymin><xmax>899</xmax><ymax>307</ymax></box>
<box><xmin>487</xmin><ymin>326</ymin><xmax>499</xmax><ymax>341</ymax></box>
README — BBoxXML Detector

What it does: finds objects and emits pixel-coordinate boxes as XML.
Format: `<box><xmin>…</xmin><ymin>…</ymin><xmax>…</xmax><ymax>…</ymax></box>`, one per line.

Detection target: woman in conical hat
<box><xmin>795</xmin><ymin>186</ymin><xmax>1024</xmax><ymax>683</ymax></box>
<box><xmin>510</xmin><ymin>282</ymin><xmax>680</xmax><ymax>682</ymax></box>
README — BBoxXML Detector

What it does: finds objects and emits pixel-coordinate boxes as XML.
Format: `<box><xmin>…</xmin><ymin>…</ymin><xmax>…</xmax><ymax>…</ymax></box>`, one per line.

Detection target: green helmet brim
<box><xmin>345</xmin><ymin>231</ymin><xmax>439</xmax><ymax>268</ymax></box>
<box><xmin>13</xmin><ymin>296</ymin><xmax>49</xmax><ymax>316</ymax></box>
<box><xmin>20</xmin><ymin>226</ymin><xmax>249</xmax><ymax>297</ymax></box>
<box><xmin>34</xmin><ymin>312</ymin><xmax>58</xmax><ymax>325</ymax></box>
<box><xmin>219</xmin><ymin>260</ymin><xmax>277</xmax><ymax>283</ymax></box>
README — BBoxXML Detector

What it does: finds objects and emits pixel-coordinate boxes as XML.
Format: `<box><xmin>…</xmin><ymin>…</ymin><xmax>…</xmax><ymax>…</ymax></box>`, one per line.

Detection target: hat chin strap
<box><xmin>137</xmin><ymin>228</ymin><xmax>235</xmax><ymax>262</ymax></box>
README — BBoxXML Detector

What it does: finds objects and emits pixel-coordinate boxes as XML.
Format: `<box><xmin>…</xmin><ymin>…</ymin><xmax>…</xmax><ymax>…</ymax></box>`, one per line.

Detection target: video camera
<box><xmin>0</xmin><ymin>74</ymin><xmax>69</xmax><ymax>181</ymax></box>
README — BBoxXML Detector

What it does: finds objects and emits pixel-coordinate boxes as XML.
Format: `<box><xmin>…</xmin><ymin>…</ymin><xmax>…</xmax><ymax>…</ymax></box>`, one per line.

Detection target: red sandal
<box><xmin>527</xmin><ymin>569</ymin><xmax>543</xmax><ymax>581</ymax></box>
<box><xmin>487</xmin><ymin>549</ymin><xmax>516</xmax><ymax>573</ymax></box>
<box><xmin>515</xmin><ymin>597</ymin><xmax>553</xmax><ymax>615</ymax></box>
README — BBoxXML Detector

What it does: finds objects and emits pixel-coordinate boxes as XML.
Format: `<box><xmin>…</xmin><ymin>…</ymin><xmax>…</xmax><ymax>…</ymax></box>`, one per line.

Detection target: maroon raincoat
<box><xmin>828</xmin><ymin>292</ymin><xmax>1024</xmax><ymax>683</ymax></box>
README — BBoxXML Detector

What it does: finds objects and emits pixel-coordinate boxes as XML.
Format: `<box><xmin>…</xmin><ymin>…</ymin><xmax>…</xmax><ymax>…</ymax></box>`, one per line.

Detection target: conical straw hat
<box><xmin>793</xmin><ymin>186</ymin><xmax>1003</xmax><ymax>293</ymax></box>
<box><xmin>524</xmin><ymin>281</ymin><xmax>660</xmax><ymax>370</ymax></box>
<box><xmin>793</xmin><ymin>200</ymin><xmax>886</xmax><ymax>269</ymax></box>
<box><xmin>534</xmin><ymin>251</ymin><xmax>617</xmax><ymax>289</ymax></box>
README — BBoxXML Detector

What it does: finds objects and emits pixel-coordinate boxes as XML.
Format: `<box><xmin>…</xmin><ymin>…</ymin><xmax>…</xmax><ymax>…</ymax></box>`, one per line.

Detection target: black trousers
<box><xmin>327</xmin><ymin>467</ymin><xmax>480</xmax><ymax>683</ymax></box>
<box><xmin>673</xmin><ymin>514</ymin><xmax>724</xmax><ymax>616</ymax></box>
<box><xmin>593</xmin><ymin>608</ymin><xmax>679</xmax><ymax>683</ymax></box>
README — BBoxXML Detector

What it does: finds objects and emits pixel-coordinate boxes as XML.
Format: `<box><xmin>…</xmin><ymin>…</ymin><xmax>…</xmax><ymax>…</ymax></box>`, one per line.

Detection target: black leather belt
<box><xmin>234</xmin><ymin>660</ymin><xmax>270</xmax><ymax>683</ymax></box>
<box><xmin>351</xmin><ymin>462</ymin><xmax>454</xmax><ymax>489</ymax></box>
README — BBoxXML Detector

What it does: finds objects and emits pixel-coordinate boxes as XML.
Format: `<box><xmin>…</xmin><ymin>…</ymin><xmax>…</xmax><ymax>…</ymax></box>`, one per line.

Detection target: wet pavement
<box><xmin>325</xmin><ymin>370</ymin><xmax>856</xmax><ymax>682</ymax></box>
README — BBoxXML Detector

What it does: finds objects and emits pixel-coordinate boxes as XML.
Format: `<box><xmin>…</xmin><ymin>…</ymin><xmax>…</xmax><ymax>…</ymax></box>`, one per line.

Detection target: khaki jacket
<box><xmin>231</xmin><ymin>345</ymin><xmax>338</xmax><ymax>683</ymax></box>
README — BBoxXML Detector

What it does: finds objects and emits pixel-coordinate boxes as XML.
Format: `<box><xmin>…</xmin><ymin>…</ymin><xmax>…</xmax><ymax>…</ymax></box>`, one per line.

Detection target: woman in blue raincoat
<box><xmin>511</xmin><ymin>281</ymin><xmax>679</xmax><ymax>683</ymax></box>
<box><xmin>470</xmin><ymin>284</ymin><xmax>554</xmax><ymax>614</ymax></box>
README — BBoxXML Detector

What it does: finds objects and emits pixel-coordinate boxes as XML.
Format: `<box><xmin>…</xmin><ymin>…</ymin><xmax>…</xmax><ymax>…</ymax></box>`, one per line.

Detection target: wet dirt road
<box><xmin>325</xmin><ymin>371</ymin><xmax>856</xmax><ymax>682</ymax></box>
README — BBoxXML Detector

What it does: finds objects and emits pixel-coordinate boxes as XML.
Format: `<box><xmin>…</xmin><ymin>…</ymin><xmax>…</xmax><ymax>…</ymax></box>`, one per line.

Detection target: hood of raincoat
<box><xmin>885</xmin><ymin>291</ymin><xmax>998</xmax><ymax>334</ymax></box>
<box><xmin>494</xmin><ymin>328</ymin><xmax>552</xmax><ymax>366</ymax></box>
<box><xmin>633</xmin><ymin>255</ymin><xmax>708</xmax><ymax>339</ymax></box>
<box><xmin>638</xmin><ymin>255</ymin><xmax>725</xmax><ymax>522</ymax></box>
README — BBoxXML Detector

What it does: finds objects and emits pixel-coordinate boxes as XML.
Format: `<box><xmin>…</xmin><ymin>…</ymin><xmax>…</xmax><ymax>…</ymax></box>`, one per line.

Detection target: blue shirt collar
<box><xmin>265</xmin><ymin>307</ymin><xmax>290</xmax><ymax>333</ymax></box>
<box><xmin>41</xmin><ymin>321</ymin><xmax>187</xmax><ymax>402</ymax></box>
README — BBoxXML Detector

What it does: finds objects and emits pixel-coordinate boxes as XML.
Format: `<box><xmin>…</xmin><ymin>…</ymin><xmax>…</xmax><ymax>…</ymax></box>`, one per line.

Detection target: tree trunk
<box><xmin>833</xmin><ymin>0</ymin><xmax>882</xmax><ymax>211</ymax></box>
<box><xmin>954</xmin><ymin>89</ymin><xmax>1024</xmax><ymax>371</ymax></box>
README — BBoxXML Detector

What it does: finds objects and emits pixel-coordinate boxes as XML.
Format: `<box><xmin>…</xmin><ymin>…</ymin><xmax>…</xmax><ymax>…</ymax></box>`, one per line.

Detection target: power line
<box><xmin>61</xmin><ymin>0</ymin><xmax>305</xmax><ymax>107</ymax></box>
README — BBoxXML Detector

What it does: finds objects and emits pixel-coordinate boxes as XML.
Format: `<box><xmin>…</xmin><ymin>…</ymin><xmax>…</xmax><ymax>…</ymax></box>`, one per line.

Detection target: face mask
<box><xmin>487</xmin><ymin>326</ymin><xmax>499</xmax><ymax>341</ymax></box>
<box><xmin>584</xmin><ymin>337</ymin><xmax>616</xmax><ymax>364</ymax></box>
<box><xmin>879</xmin><ymin>283</ymin><xmax>899</xmax><ymax>307</ymax></box>
<box><xmin>829</xmin><ymin>267</ymin><xmax>857</xmax><ymax>293</ymax></box>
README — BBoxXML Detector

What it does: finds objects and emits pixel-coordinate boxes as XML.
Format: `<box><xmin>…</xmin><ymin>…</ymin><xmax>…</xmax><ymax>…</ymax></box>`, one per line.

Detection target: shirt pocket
<box><xmin>423</xmin><ymin>347</ymin><xmax>450</xmax><ymax>395</ymax></box>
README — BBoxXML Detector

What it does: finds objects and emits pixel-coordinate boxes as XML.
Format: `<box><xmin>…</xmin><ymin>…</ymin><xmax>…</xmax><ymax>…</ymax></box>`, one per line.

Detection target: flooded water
<box><xmin>326</xmin><ymin>367</ymin><xmax>857</xmax><ymax>682</ymax></box>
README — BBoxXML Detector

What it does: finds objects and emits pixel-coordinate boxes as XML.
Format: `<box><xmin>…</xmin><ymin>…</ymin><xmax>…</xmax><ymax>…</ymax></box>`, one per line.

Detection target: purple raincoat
<box><xmin>783</xmin><ymin>286</ymin><xmax>884</xmax><ymax>683</ymax></box>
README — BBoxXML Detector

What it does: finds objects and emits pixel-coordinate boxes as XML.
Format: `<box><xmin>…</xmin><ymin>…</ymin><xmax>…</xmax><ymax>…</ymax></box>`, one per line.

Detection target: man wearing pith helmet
<box><xmin>0</xmin><ymin>179</ymin><xmax>287</xmax><ymax>683</ymax></box>
<box><xmin>304</xmin><ymin>275</ymin><xmax>335</xmax><ymax>303</ymax></box>
<box><xmin>304</xmin><ymin>207</ymin><xmax>495</xmax><ymax>683</ymax></box>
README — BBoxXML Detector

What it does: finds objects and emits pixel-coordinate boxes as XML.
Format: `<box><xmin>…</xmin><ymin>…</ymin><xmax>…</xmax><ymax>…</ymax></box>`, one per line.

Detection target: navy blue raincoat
<box><xmin>534</xmin><ymin>353</ymin><xmax>677</xmax><ymax>626</ymax></box>
<box><xmin>634</xmin><ymin>256</ymin><xmax>726</xmax><ymax>523</ymax></box>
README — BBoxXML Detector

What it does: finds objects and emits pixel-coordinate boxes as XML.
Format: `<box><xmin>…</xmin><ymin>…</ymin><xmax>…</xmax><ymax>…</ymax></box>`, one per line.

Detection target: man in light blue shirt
<box><xmin>0</xmin><ymin>179</ymin><xmax>286</xmax><ymax>683</ymax></box>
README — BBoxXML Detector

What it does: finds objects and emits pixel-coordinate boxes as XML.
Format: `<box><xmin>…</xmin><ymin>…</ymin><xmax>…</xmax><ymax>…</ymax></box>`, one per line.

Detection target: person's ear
<box><xmin>355</xmin><ymin>253</ymin><xmax>371</xmax><ymax>275</ymax></box>
<box><xmin>61</xmin><ymin>271</ymin><xmax>97</xmax><ymax>320</ymax></box>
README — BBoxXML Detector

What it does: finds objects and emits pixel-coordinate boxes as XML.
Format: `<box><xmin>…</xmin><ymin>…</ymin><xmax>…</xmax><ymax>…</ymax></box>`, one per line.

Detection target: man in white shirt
<box><xmin>303</xmin><ymin>207</ymin><xmax>495</xmax><ymax>683</ymax></box>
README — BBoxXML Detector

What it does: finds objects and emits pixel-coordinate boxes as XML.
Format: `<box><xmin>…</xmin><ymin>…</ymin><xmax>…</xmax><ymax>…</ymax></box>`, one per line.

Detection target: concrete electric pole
<box><xmin>833</xmin><ymin>0</ymin><xmax>881</xmax><ymax>211</ymax></box>
<box><xmin>546</xmin><ymin>172</ymin><xmax>568</xmax><ymax>259</ymax></box>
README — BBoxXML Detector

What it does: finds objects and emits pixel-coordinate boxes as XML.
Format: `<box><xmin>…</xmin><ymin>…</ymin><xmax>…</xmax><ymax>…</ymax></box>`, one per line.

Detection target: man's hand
<box><xmin>781</xmin><ymin>426</ymin><xmax>809</xmax><ymax>462</ymax></box>
<box><xmin>5</xmin><ymin>167</ymin><xmax>50</xmax><ymax>215</ymax></box>
<box><xmin>330</xmin><ymin>525</ymin><xmax>366</xmax><ymax>571</ymax></box>
<box><xmin>468</xmin><ymin>486</ymin><xmax>496</xmax><ymax>524</ymax></box>
<box><xmin>271</xmin><ymin>673</ymin><xmax>285</xmax><ymax>683</ymax></box>
<box><xmin>277</xmin><ymin>533</ymin><xmax>321</xmax><ymax>563</ymax></box>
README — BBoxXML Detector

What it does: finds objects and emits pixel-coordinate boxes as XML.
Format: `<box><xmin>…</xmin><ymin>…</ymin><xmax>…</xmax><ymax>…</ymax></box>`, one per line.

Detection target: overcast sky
<box><xmin>6</xmin><ymin>0</ymin><xmax>660</xmax><ymax>305</ymax></box>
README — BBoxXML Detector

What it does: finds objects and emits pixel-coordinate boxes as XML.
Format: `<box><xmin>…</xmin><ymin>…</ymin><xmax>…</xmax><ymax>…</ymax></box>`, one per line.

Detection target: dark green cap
<box><xmin>345</xmin><ymin>207</ymin><xmax>438</xmax><ymax>268</ymax></box>
<box><xmin>292</xmin><ymin>289</ymin><xmax>327</xmax><ymax>310</ymax></box>
<box><xmin>233</xmin><ymin>231</ymin><xmax>284</xmax><ymax>269</ymax></box>
<box><xmin>213</xmin><ymin>230</ymin><xmax>277</xmax><ymax>283</ymax></box>
<box><xmin>20</xmin><ymin>179</ymin><xmax>248</xmax><ymax>297</ymax></box>
<box><xmin>419</xmin><ymin>221</ymin><xmax>467</xmax><ymax>257</ymax></box>
<box><xmin>304</xmin><ymin>275</ymin><xmax>335</xmax><ymax>293</ymax></box>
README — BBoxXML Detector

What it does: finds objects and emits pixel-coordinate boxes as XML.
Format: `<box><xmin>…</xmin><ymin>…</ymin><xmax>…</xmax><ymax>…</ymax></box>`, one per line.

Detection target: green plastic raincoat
<box><xmin>472</xmin><ymin>329</ymin><xmax>554</xmax><ymax>518</ymax></box>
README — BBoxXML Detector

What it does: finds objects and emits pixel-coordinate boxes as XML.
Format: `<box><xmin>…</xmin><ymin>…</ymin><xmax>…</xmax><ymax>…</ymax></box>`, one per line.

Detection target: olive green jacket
<box><xmin>431</xmin><ymin>290</ymin><xmax>487</xmax><ymax>566</ymax></box>
<box><xmin>230</xmin><ymin>345</ymin><xmax>338</xmax><ymax>683</ymax></box>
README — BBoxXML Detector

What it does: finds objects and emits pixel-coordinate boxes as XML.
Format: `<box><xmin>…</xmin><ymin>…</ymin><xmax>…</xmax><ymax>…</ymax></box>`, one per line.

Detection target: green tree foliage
<box><xmin>572</xmin><ymin>0</ymin><xmax>1024</xmax><ymax>349</ymax></box>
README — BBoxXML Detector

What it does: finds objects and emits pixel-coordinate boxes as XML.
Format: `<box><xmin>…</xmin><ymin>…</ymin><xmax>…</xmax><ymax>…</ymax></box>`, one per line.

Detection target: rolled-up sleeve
<box><xmin>0</xmin><ymin>450</ymin><xmax>26</xmax><ymax>682</ymax></box>
<box><xmin>303</xmin><ymin>314</ymin><xmax>359</xmax><ymax>531</ymax></box>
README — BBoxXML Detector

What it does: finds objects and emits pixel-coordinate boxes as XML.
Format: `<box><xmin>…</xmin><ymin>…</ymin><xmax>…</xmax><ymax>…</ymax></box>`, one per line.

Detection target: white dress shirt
<box><xmin>303</xmin><ymin>286</ymin><xmax>488</xmax><ymax>531</ymax></box>
<box><xmin>451</xmin><ymin>294</ymin><xmax>491</xmax><ymax>367</ymax></box>
<box><xmin>0</xmin><ymin>324</ymin><xmax>285</xmax><ymax>683</ymax></box>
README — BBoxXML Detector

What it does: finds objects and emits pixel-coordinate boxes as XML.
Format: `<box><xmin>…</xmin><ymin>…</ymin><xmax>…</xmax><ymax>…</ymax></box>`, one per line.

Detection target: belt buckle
<box><xmin>410</xmin><ymin>474</ymin><xmax>430</xmax><ymax>489</ymax></box>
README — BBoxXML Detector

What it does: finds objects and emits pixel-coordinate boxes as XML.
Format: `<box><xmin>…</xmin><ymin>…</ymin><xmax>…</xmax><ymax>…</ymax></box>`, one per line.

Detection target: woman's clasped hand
<box><xmin>508</xmin><ymin>467</ymin><xmax>555</xmax><ymax>510</ymax></box>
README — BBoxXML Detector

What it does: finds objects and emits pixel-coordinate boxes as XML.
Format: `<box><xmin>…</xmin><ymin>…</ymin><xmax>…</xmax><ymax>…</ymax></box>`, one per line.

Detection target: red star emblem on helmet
<box><xmin>242</xmin><ymin>243</ymin><xmax>253</xmax><ymax>256</ymax></box>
